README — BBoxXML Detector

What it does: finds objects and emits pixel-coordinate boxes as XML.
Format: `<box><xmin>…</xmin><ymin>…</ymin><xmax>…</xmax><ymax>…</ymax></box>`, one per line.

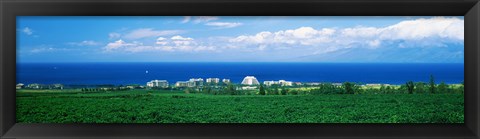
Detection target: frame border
<box><xmin>1</xmin><ymin>0</ymin><xmax>479</xmax><ymax>139</ymax></box>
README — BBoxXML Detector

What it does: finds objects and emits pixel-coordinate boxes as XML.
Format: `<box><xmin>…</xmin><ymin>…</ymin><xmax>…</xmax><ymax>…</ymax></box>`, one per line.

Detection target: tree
<box><xmin>406</xmin><ymin>81</ymin><xmax>415</xmax><ymax>94</ymax></box>
<box><xmin>226</xmin><ymin>84</ymin><xmax>236</xmax><ymax>95</ymax></box>
<box><xmin>202</xmin><ymin>86</ymin><xmax>212</xmax><ymax>94</ymax></box>
<box><xmin>429</xmin><ymin>74</ymin><xmax>436</xmax><ymax>94</ymax></box>
<box><xmin>397</xmin><ymin>85</ymin><xmax>407</xmax><ymax>94</ymax></box>
<box><xmin>274</xmin><ymin>86</ymin><xmax>280</xmax><ymax>95</ymax></box>
<box><xmin>185</xmin><ymin>87</ymin><xmax>194</xmax><ymax>94</ymax></box>
<box><xmin>268</xmin><ymin>85</ymin><xmax>279</xmax><ymax>95</ymax></box>
<box><xmin>460</xmin><ymin>80</ymin><xmax>465</xmax><ymax>94</ymax></box>
<box><xmin>288</xmin><ymin>89</ymin><xmax>298</xmax><ymax>95</ymax></box>
<box><xmin>438</xmin><ymin>81</ymin><xmax>449</xmax><ymax>94</ymax></box>
<box><xmin>379</xmin><ymin>85</ymin><xmax>386</xmax><ymax>94</ymax></box>
<box><xmin>385</xmin><ymin>86</ymin><xmax>392</xmax><ymax>94</ymax></box>
<box><xmin>259</xmin><ymin>84</ymin><xmax>266</xmax><ymax>95</ymax></box>
<box><xmin>281</xmin><ymin>87</ymin><xmax>288</xmax><ymax>95</ymax></box>
<box><xmin>316</xmin><ymin>83</ymin><xmax>343</xmax><ymax>94</ymax></box>
<box><xmin>342</xmin><ymin>82</ymin><xmax>355</xmax><ymax>94</ymax></box>
<box><xmin>415</xmin><ymin>82</ymin><xmax>426</xmax><ymax>94</ymax></box>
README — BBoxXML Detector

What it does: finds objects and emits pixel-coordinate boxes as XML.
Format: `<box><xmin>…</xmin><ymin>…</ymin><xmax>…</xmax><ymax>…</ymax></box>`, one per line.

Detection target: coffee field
<box><xmin>16</xmin><ymin>89</ymin><xmax>464</xmax><ymax>123</ymax></box>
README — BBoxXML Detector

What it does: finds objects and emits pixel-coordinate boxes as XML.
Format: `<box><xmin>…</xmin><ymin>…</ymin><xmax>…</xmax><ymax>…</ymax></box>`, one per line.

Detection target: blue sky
<box><xmin>17</xmin><ymin>16</ymin><xmax>464</xmax><ymax>63</ymax></box>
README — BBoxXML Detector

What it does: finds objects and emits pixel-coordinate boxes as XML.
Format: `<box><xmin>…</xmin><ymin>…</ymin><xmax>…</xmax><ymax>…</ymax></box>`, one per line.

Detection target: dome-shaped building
<box><xmin>241</xmin><ymin>76</ymin><xmax>260</xmax><ymax>85</ymax></box>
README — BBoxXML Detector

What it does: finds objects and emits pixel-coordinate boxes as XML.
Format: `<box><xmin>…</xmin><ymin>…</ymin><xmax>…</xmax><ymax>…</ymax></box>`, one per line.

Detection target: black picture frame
<box><xmin>1</xmin><ymin>0</ymin><xmax>479</xmax><ymax>139</ymax></box>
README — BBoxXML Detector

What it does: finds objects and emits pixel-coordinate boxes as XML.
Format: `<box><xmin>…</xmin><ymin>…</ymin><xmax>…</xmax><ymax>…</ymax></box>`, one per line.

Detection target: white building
<box><xmin>146</xmin><ymin>80</ymin><xmax>169</xmax><ymax>88</ymax></box>
<box><xmin>264</xmin><ymin>80</ymin><xmax>293</xmax><ymax>86</ymax></box>
<box><xmin>305</xmin><ymin>82</ymin><xmax>321</xmax><ymax>86</ymax></box>
<box><xmin>240</xmin><ymin>86</ymin><xmax>257</xmax><ymax>90</ymax></box>
<box><xmin>241</xmin><ymin>76</ymin><xmax>260</xmax><ymax>85</ymax></box>
<box><xmin>263</xmin><ymin>80</ymin><xmax>278</xmax><ymax>86</ymax></box>
<box><xmin>175</xmin><ymin>81</ymin><xmax>188</xmax><ymax>87</ymax></box>
<box><xmin>206</xmin><ymin>78</ymin><xmax>220</xmax><ymax>84</ymax></box>
<box><xmin>294</xmin><ymin>82</ymin><xmax>303</xmax><ymax>86</ymax></box>
<box><xmin>279</xmin><ymin>80</ymin><xmax>293</xmax><ymax>86</ymax></box>
<box><xmin>51</xmin><ymin>84</ymin><xmax>64</xmax><ymax>89</ymax></box>
<box><xmin>332</xmin><ymin>83</ymin><xmax>343</xmax><ymax>86</ymax></box>
<box><xmin>222</xmin><ymin>79</ymin><xmax>231</xmax><ymax>84</ymax></box>
<box><xmin>126</xmin><ymin>85</ymin><xmax>137</xmax><ymax>89</ymax></box>
<box><xmin>187</xmin><ymin>78</ymin><xmax>204</xmax><ymax>87</ymax></box>
<box><xmin>16</xmin><ymin>83</ymin><xmax>24</xmax><ymax>89</ymax></box>
<box><xmin>365</xmin><ymin>83</ymin><xmax>391</xmax><ymax>86</ymax></box>
<box><xmin>27</xmin><ymin>83</ymin><xmax>43</xmax><ymax>89</ymax></box>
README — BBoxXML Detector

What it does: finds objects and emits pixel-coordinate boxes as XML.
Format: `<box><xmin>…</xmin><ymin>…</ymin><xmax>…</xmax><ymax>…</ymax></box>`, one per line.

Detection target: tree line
<box><xmin>183</xmin><ymin>75</ymin><xmax>464</xmax><ymax>95</ymax></box>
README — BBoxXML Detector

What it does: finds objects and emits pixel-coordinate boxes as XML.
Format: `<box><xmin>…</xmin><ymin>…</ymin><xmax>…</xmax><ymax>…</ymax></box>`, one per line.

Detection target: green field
<box><xmin>16</xmin><ymin>89</ymin><xmax>464</xmax><ymax>123</ymax></box>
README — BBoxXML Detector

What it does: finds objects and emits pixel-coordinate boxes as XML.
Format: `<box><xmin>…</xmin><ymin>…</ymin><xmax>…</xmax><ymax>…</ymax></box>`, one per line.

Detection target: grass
<box><xmin>16</xmin><ymin>89</ymin><xmax>464</xmax><ymax>123</ymax></box>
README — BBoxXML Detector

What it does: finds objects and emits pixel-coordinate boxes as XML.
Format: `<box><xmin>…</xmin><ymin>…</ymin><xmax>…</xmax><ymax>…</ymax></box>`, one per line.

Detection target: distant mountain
<box><xmin>289</xmin><ymin>43</ymin><xmax>464</xmax><ymax>63</ymax></box>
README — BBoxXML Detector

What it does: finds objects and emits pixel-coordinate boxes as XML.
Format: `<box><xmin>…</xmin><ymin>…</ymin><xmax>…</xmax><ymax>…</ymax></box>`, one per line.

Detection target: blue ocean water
<box><xmin>16</xmin><ymin>63</ymin><xmax>464</xmax><ymax>85</ymax></box>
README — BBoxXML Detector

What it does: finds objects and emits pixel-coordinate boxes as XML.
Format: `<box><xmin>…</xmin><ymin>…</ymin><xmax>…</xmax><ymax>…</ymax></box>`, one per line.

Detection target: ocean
<box><xmin>16</xmin><ymin>62</ymin><xmax>464</xmax><ymax>85</ymax></box>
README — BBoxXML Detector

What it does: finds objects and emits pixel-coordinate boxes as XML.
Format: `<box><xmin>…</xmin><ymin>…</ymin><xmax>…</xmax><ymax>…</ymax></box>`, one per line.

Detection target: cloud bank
<box><xmin>105</xmin><ymin>35</ymin><xmax>216</xmax><ymax>53</ymax></box>
<box><xmin>229</xmin><ymin>17</ymin><xmax>463</xmax><ymax>53</ymax></box>
<box><xmin>99</xmin><ymin>16</ymin><xmax>463</xmax><ymax>62</ymax></box>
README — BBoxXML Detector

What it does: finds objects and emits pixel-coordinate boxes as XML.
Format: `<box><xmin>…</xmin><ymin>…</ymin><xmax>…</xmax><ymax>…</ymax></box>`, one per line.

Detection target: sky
<box><xmin>17</xmin><ymin>16</ymin><xmax>464</xmax><ymax>63</ymax></box>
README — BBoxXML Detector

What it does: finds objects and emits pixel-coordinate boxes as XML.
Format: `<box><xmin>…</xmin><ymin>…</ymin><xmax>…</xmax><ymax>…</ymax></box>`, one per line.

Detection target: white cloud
<box><xmin>230</xmin><ymin>27</ymin><xmax>335</xmax><ymax>47</ymax></box>
<box><xmin>340</xmin><ymin>27</ymin><xmax>380</xmax><ymax>38</ymax></box>
<box><xmin>123</xmin><ymin>45</ymin><xmax>175</xmax><ymax>53</ymax></box>
<box><xmin>205</xmin><ymin>22</ymin><xmax>243</xmax><ymax>28</ymax></box>
<box><xmin>181</xmin><ymin>16</ymin><xmax>219</xmax><ymax>23</ymax></box>
<box><xmin>193</xmin><ymin>16</ymin><xmax>219</xmax><ymax>23</ymax></box>
<box><xmin>156</xmin><ymin>37</ymin><xmax>168</xmax><ymax>45</ymax></box>
<box><xmin>22</xmin><ymin>27</ymin><xmax>33</xmax><ymax>35</ymax></box>
<box><xmin>103</xmin><ymin>17</ymin><xmax>463</xmax><ymax>56</ymax></box>
<box><xmin>163</xmin><ymin>36</ymin><xmax>215</xmax><ymax>51</ymax></box>
<box><xmin>170</xmin><ymin>35</ymin><xmax>195</xmax><ymax>46</ymax></box>
<box><xmin>105</xmin><ymin>36</ymin><xmax>216</xmax><ymax>53</ymax></box>
<box><xmin>338</xmin><ymin>17</ymin><xmax>464</xmax><ymax>42</ymax></box>
<box><xmin>157</xmin><ymin>37</ymin><xmax>167</xmax><ymax>41</ymax></box>
<box><xmin>181</xmin><ymin>16</ymin><xmax>191</xmax><ymax>23</ymax></box>
<box><xmin>229</xmin><ymin>17</ymin><xmax>463</xmax><ymax>53</ymax></box>
<box><xmin>166</xmin><ymin>45</ymin><xmax>215</xmax><ymax>52</ymax></box>
<box><xmin>379</xmin><ymin>17</ymin><xmax>464</xmax><ymax>40</ymax></box>
<box><xmin>109</xmin><ymin>33</ymin><xmax>121</xmax><ymax>39</ymax></box>
<box><xmin>171</xmin><ymin>35</ymin><xmax>193</xmax><ymax>41</ymax></box>
<box><xmin>183</xmin><ymin>16</ymin><xmax>242</xmax><ymax>29</ymax></box>
<box><xmin>123</xmin><ymin>28</ymin><xmax>184</xmax><ymax>39</ymax></box>
<box><xmin>367</xmin><ymin>40</ymin><xmax>381</xmax><ymax>48</ymax></box>
<box><xmin>68</xmin><ymin>40</ymin><xmax>101</xmax><ymax>46</ymax></box>
<box><xmin>30</xmin><ymin>47</ymin><xmax>54</xmax><ymax>53</ymax></box>
<box><xmin>28</xmin><ymin>45</ymin><xmax>69</xmax><ymax>53</ymax></box>
<box><xmin>104</xmin><ymin>40</ymin><xmax>139</xmax><ymax>51</ymax></box>
<box><xmin>230</xmin><ymin>31</ymin><xmax>272</xmax><ymax>44</ymax></box>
